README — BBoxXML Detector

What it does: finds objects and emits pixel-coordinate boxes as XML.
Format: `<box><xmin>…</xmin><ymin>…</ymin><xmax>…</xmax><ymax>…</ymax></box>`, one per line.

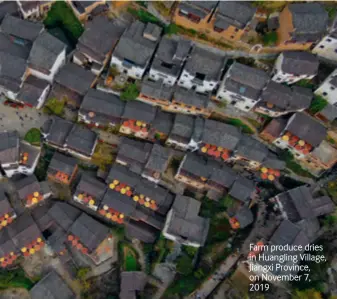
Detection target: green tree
<box><xmin>263</xmin><ymin>32</ymin><xmax>278</xmax><ymax>46</ymax></box>
<box><xmin>322</xmin><ymin>214</ymin><xmax>337</xmax><ymax>228</ymax></box>
<box><xmin>43</xmin><ymin>98</ymin><xmax>65</xmax><ymax>116</ymax></box>
<box><xmin>120</xmin><ymin>83</ymin><xmax>140</xmax><ymax>101</ymax></box>
<box><xmin>24</xmin><ymin>128</ymin><xmax>41</xmax><ymax>145</ymax></box>
<box><xmin>184</xmin><ymin>246</ymin><xmax>198</xmax><ymax>257</ymax></box>
<box><xmin>309</xmin><ymin>95</ymin><xmax>328</xmax><ymax>114</ymax></box>
<box><xmin>176</xmin><ymin>255</ymin><xmax>194</xmax><ymax>275</ymax></box>
<box><xmin>165</xmin><ymin>24</ymin><xmax>179</xmax><ymax>35</ymax></box>
<box><xmin>76</xmin><ymin>267</ymin><xmax>90</xmax><ymax>280</ymax></box>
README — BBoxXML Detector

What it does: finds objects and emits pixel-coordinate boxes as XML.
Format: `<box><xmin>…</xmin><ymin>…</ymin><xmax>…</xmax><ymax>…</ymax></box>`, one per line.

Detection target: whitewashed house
<box><xmin>178</xmin><ymin>46</ymin><xmax>226</xmax><ymax>94</ymax></box>
<box><xmin>271</xmin><ymin>51</ymin><xmax>319</xmax><ymax>84</ymax></box>
<box><xmin>314</xmin><ymin>68</ymin><xmax>337</xmax><ymax>105</ymax></box>
<box><xmin>216</xmin><ymin>62</ymin><xmax>269</xmax><ymax>112</ymax></box>
<box><xmin>16</xmin><ymin>0</ymin><xmax>39</xmax><ymax>19</ymax></box>
<box><xmin>28</xmin><ymin>31</ymin><xmax>66</xmax><ymax>83</ymax></box>
<box><xmin>149</xmin><ymin>36</ymin><xmax>191</xmax><ymax>86</ymax></box>
<box><xmin>110</xmin><ymin>21</ymin><xmax>162</xmax><ymax>80</ymax></box>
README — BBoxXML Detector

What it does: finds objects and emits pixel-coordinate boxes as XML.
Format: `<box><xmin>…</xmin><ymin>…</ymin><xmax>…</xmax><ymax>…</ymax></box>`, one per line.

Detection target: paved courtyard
<box><xmin>0</xmin><ymin>99</ymin><xmax>49</xmax><ymax>137</ymax></box>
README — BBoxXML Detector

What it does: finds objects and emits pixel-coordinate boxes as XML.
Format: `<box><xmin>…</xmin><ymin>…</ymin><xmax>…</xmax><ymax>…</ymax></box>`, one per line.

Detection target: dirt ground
<box><xmin>0</xmin><ymin>288</ymin><xmax>30</xmax><ymax>299</ymax></box>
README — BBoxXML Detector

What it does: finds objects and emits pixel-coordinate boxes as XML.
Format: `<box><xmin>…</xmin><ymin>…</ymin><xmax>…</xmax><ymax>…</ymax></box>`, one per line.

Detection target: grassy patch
<box><xmin>263</xmin><ymin>31</ymin><xmax>278</xmax><ymax>46</ymax></box>
<box><xmin>44</xmin><ymin>1</ymin><xmax>83</xmax><ymax>43</ymax></box>
<box><xmin>120</xmin><ymin>243</ymin><xmax>140</xmax><ymax>272</ymax></box>
<box><xmin>223</xmin><ymin>118</ymin><xmax>254</xmax><ymax>134</ymax></box>
<box><xmin>280</xmin><ymin>151</ymin><xmax>314</xmax><ymax>178</ymax></box>
<box><xmin>0</xmin><ymin>269</ymin><xmax>34</xmax><ymax>290</ymax></box>
<box><xmin>308</xmin><ymin>95</ymin><xmax>328</xmax><ymax>115</ymax></box>
<box><xmin>91</xmin><ymin>142</ymin><xmax>115</xmax><ymax>172</ymax></box>
<box><xmin>165</xmin><ymin>23</ymin><xmax>179</xmax><ymax>35</ymax></box>
<box><xmin>43</xmin><ymin>97</ymin><xmax>65</xmax><ymax>116</ymax></box>
<box><xmin>24</xmin><ymin>128</ymin><xmax>41</xmax><ymax>146</ymax></box>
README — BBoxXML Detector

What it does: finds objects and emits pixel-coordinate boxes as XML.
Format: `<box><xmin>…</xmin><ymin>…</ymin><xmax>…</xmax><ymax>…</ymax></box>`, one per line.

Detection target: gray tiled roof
<box><xmin>152</xmin><ymin>111</ymin><xmax>174</xmax><ymax>135</ymax></box>
<box><xmin>216</xmin><ymin>1</ymin><xmax>256</xmax><ymax>29</ymax></box>
<box><xmin>75</xmin><ymin>175</ymin><xmax>106</xmax><ymax>204</ymax></box>
<box><xmin>48</xmin><ymin>152</ymin><xmax>77</xmax><ymax>177</ymax></box>
<box><xmin>80</xmin><ymin>89</ymin><xmax>125</xmax><ymax>125</ymax></box>
<box><xmin>317</xmin><ymin>103</ymin><xmax>337</xmax><ymax>122</ymax></box>
<box><xmin>122</xmin><ymin>100</ymin><xmax>157</xmax><ymax>124</ymax></box>
<box><xmin>0</xmin><ymin>1</ymin><xmax>18</xmax><ymax>22</ymax></box>
<box><xmin>100</xmin><ymin>190</ymin><xmax>136</xmax><ymax>217</ymax></box>
<box><xmin>224</xmin><ymin>62</ymin><xmax>269</xmax><ymax>101</ymax></box>
<box><xmin>69</xmin><ymin>212</ymin><xmax>109</xmax><ymax>252</ymax></box>
<box><xmin>280</xmin><ymin>51</ymin><xmax>319</xmax><ymax>76</ymax></box>
<box><xmin>0</xmin><ymin>51</ymin><xmax>27</xmax><ymax>93</ymax></box>
<box><xmin>1</xmin><ymin>15</ymin><xmax>43</xmax><ymax>42</ymax></box>
<box><xmin>0</xmin><ymin>130</ymin><xmax>19</xmax><ymax>165</ymax></box>
<box><xmin>229</xmin><ymin>177</ymin><xmax>255</xmax><ymax>203</ymax></box>
<box><xmin>140</xmin><ymin>78</ymin><xmax>173</xmax><ymax>101</ymax></box>
<box><xmin>144</xmin><ymin>144</ymin><xmax>171</xmax><ymax>173</ymax></box>
<box><xmin>311</xmin><ymin>140</ymin><xmax>337</xmax><ymax>165</ymax></box>
<box><xmin>120</xmin><ymin>271</ymin><xmax>147</xmax><ymax>299</ymax></box>
<box><xmin>169</xmin><ymin>114</ymin><xmax>194</xmax><ymax>140</ymax></box>
<box><xmin>177</xmin><ymin>1</ymin><xmax>216</xmax><ymax>19</ymax></box>
<box><xmin>151</xmin><ymin>36</ymin><xmax>191</xmax><ymax>76</ymax></box>
<box><xmin>20</xmin><ymin>141</ymin><xmax>41</xmax><ymax>168</ymax></box>
<box><xmin>55</xmin><ymin>63</ymin><xmax>96</xmax><ymax>96</ymax></box>
<box><xmin>117</xmin><ymin>138</ymin><xmax>152</xmax><ymax>166</ymax></box>
<box><xmin>0</xmin><ymin>32</ymin><xmax>30</xmax><ymax>59</ymax></box>
<box><xmin>173</xmin><ymin>87</ymin><xmax>210</xmax><ymax>108</ymax></box>
<box><xmin>166</xmin><ymin>195</ymin><xmax>210</xmax><ymax>246</ymax></box>
<box><xmin>201</xmin><ymin>119</ymin><xmax>241</xmax><ymax>150</ymax></box>
<box><xmin>107</xmin><ymin>164</ymin><xmax>141</xmax><ymax>188</ymax></box>
<box><xmin>17</xmin><ymin>75</ymin><xmax>50</xmax><ymax>107</ymax></box>
<box><xmin>14</xmin><ymin>175</ymin><xmax>41</xmax><ymax>201</ymax></box>
<box><xmin>289</xmin><ymin>3</ymin><xmax>328</xmax><ymax>38</ymax></box>
<box><xmin>236</xmin><ymin>135</ymin><xmax>269</xmax><ymax>163</ymax></box>
<box><xmin>184</xmin><ymin>46</ymin><xmax>226</xmax><ymax>81</ymax></box>
<box><xmin>180</xmin><ymin>153</ymin><xmax>215</xmax><ymax>178</ymax></box>
<box><xmin>30</xmin><ymin>271</ymin><xmax>75</xmax><ymax>299</ymax></box>
<box><xmin>125</xmin><ymin>220</ymin><xmax>157</xmax><ymax>244</ymax></box>
<box><xmin>78</xmin><ymin>16</ymin><xmax>124</xmax><ymax>63</ymax></box>
<box><xmin>0</xmin><ymin>229</ymin><xmax>17</xmax><ymax>258</ymax></box>
<box><xmin>309</xmin><ymin>195</ymin><xmax>335</xmax><ymax>217</ymax></box>
<box><xmin>113</xmin><ymin>21</ymin><xmax>161</xmax><ymax>67</ymax></box>
<box><xmin>65</xmin><ymin>124</ymin><xmax>97</xmax><ymax>156</ymax></box>
<box><xmin>28</xmin><ymin>31</ymin><xmax>66</xmax><ymax>74</ymax></box>
<box><xmin>48</xmin><ymin>202</ymin><xmax>81</xmax><ymax>231</ymax></box>
<box><xmin>234</xmin><ymin>205</ymin><xmax>254</xmax><ymax>229</ymax></box>
<box><xmin>209</xmin><ymin>164</ymin><xmax>237</xmax><ymax>189</ymax></box>
<box><xmin>44</xmin><ymin>117</ymin><xmax>73</xmax><ymax>147</ymax></box>
<box><xmin>286</xmin><ymin>112</ymin><xmax>327</xmax><ymax>147</ymax></box>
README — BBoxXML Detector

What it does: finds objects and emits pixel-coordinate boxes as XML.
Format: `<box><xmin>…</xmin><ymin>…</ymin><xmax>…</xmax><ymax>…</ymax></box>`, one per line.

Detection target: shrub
<box><xmin>176</xmin><ymin>255</ymin><xmax>194</xmax><ymax>275</ymax></box>
<box><xmin>24</xmin><ymin>128</ymin><xmax>41</xmax><ymax>145</ymax></box>
<box><xmin>76</xmin><ymin>267</ymin><xmax>90</xmax><ymax>280</ymax></box>
<box><xmin>120</xmin><ymin>83</ymin><xmax>140</xmax><ymax>101</ymax></box>
<box><xmin>43</xmin><ymin>98</ymin><xmax>65</xmax><ymax>116</ymax></box>
<box><xmin>308</xmin><ymin>95</ymin><xmax>328</xmax><ymax>114</ymax></box>
<box><xmin>263</xmin><ymin>31</ymin><xmax>278</xmax><ymax>46</ymax></box>
<box><xmin>165</xmin><ymin>23</ymin><xmax>178</xmax><ymax>35</ymax></box>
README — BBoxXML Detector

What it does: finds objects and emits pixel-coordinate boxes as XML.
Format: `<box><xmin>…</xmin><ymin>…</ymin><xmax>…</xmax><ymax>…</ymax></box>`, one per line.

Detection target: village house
<box><xmin>198</xmin><ymin>119</ymin><xmax>242</xmax><ymax>162</ymax></box>
<box><xmin>0</xmin><ymin>229</ymin><xmax>19</xmax><ymax>268</ymax></box>
<box><xmin>0</xmin><ymin>29</ymin><xmax>30</xmax><ymax>61</ymax></box>
<box><xmin>271</xmin><ymin>112</ymin><xmax>327</xmax><ymax>159</ymax></box>
<box><xmin>314</xmin><ymin>103</ymin><xmax>337</xmax><ymax>124</ymax></box>
<box><xmin>7</xmin><ymin>214</ymin><xmax>44</xmax><ymax>258</ymax></box>
<box><xmin>73</xmin><ymin>16</ymin><xmax>124</xmax><ymax>75</ymax></box>
<box><xmin>30</xmin><ymin>271</ymin><xmax>75</xmax><ymax>299</ymax></box>
<box><xmin>16</xmin><ymin>0</ymin><xmax>39</xmax><ymax>20</ymax></box>
<box><xmin>53</xmin><ymin>62</ymin><xmax>96</xmax><ymax>107</ymax></box>
<box><xmin>255</xmin><ymin>82</ymin><xmax>312</xmax><ymax>117</ymax></box>
<box><xmin>0</xmin><ymin>131</ymin><xmax>41</xmax><ymax>178</ymax></box>
<box><xmin>229</xmin><ymin>205</ymin><xmax>254</xmax><ymax>230</ymax></box>
<box><xmin>314</xmin><ymin>68</ymin><xmax>337</xmax><ymax>105</ymax></box>
<box><xmin>27</xmin><ymin>31</ymin><xmax>66</xmax><ymax>83</ymax></box>
<box><xmin>0</xmin><ymin>1</ymin><xmax>19</xmax><ymax>23</ymax></box>
<box><xmin>259</xmin><ymin>117</ymin><xmax>288</xmax><ymax>144</ymax></box>
<box><xmin>312</xmin><ymin>17</ymin><xmax>337</xmax><ymax>63</ymax></box>
<box><xmin>14</xmin><ymin>175</ymin><xmax>51</xmax><ymax>208</ymax></box>
<box><xmin>17</xmin><ymin>76</ymin><xmax>50</xmax><ymax>109</ymax></box>
<box><xmin>1</xmin><ymin>15</ymin><xmax>43</xmax><ymax>46</ymax></box>
<box><xmin>272</xmin><ymin>185</ymin><xmax>335</xmax><ymax>225</ymax></box>
<box><xmin>73</xmin><ymin>175</ymin><xmax>106</xmax><ymax>211</ymax></box>
<box><xmin>119</xmin><ymin>101</ymin><xmax>157</xmax><ymax>140</ymax></box>
<box><xmin>210</xmin><ymin>1</ymin><xmax>256</xmax><ymax>41</ymax></box>
<box><xmin>173</xmin><ymin>1</ymin><xmax>218</xmax><ymax>32</ymax></box>
<box><xmin>124</xmin><ymin>220</ymin><xmax>158</xmax><ymax>244</ymax></box>
<box><xmin>138</xmin><ymin>78</ymin><xmax>174</xmax><ymax>107</ymax></box>
<box><xmin>67</xmin><ymin>0</ymin><xmax>107</xmax><ymax>21</ymax></box>
<box><xmin>163</xmin><ymin>195</ymin><xmax>210</xmax><ymax>247</ymax></box>
<box><xmin>166</xmin><ymin>114</ymin><xmax>204</xmax><ymax>151</ymax></box>
<box><xmin>175</xmin><ymin>153</ymin><xmax>212</xmax><ymax>190</ymax></box>
<box><xmin>216</xmin><ymin>62</ymin><xmax>269</xmax><ymax>112</ymax></box>
<box><xmin>110</xmin><ymin>21</ymin><xmax>162</xmax><ymax>79</ymax></box>
<box><xmin>67</xmin><ymin>212</ymin><xmax>113</xmax><ymax>265</ymax></box>
<box><xmin>116</xmin><ymin>138</ymin><xmax>152</xmax><ymax>175</ymax></box>
<box><xmin>149</xmin><ymin>36</ymin><xmax>191</xmax><ymax>86</ymax></box>
<box><xmin>206</xmin><ymin>164</ymin><xmax>237</xmax><ymax>200</ymax></box>
<box><xmin>0</xmin><ymin>186</ymin><xmax>17</xmax><ymax>230</ymax></box>
<box><xmin>297</xmin><ymin>140</ymin><xmax>337</xmax><ymax>177</ymax></box>
<box><xmin>41</xmin><ymin>117</ymin><xmax>98</xmax><ymax>159</ymax></box>
<box><xmin>272</xmin><ymin>51</ymin><xmax>319</xmax><ymax>84</ymax></box>
<box><xmin>277</xmin><ymin>3</ymin><xmax>329</xmax><ymax>50</ymax></box>
<box><xmin>120</xmin><ymin>272</ymin><xmax>147</xmax><ymax>299</ymax></box>
<box><xmin>228</xmin><ymin>176</ymin><xmax>257</xmax><ymax>207</ymax></box>
<box><xmin>47</xmin><ymin>152</ymin><xmax>78</xmax><ymax>185</ymax></box>
<box><xmin>166</xmin><ymin>87</ymin><xmax>212</xmax><ymax>117</ymax></box>
<box><xmin>142</xmin><ymin>144</ymin><xmax>172</xmax><ymax>183</ymax></box>
<box><xmin>79</xmin><ymin>89</ymin><xmax>125</xmax><ymax>128</ymax></box>
<box><xmin>32</xmin><ymin>202</ymin><xmax>81</xmax><ymax>258</ymax></box>
<box><xmin>178</xmin><ymin>46</ymin><xmax>226</xmax><ymax>93</ymax></box>
<box><xmin>148</xmin><ymin>110</ymin><xmax>174</xmax><ymax>141</ymax></box>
